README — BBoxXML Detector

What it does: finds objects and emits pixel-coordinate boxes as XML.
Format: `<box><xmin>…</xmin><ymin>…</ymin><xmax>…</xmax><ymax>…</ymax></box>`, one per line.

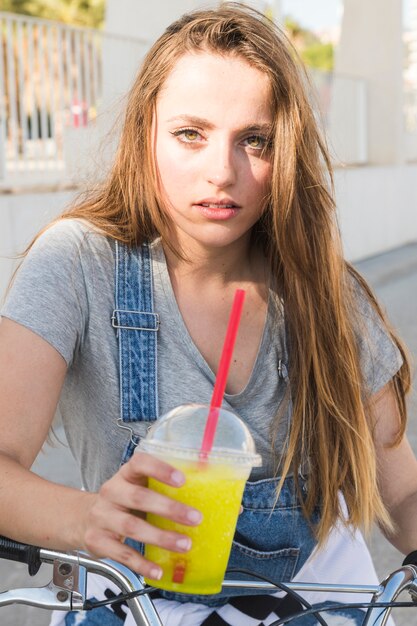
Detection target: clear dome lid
<box><xmin>139</xmin><ymin>404</ymin><xmax>262</xmax><ymax>467</ymax></box>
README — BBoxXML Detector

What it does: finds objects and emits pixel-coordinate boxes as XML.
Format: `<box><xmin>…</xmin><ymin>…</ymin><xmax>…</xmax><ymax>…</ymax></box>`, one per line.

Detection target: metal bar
<box><xmin>16</xmin><ymin>20</ymin><xmax>28</xmax><ymax>164</ymax></box>
<box><xmin>55</xmin><ymin>25</ymin><xmax>65</xmax><ymax>161</ymax></box>
<box><xmin>5</xmin><ymin>17</ymin><xmax>18</xmax><ymax>165</ymax></box>
<box><xmin>82</xmin><ymin>30</ymin><xmax>92</xmax><ymax>125</ymax></box>
<box><xmin>91</xmin><ymin>30</ymin><xmax>101</xmax><ymax>111</ymax></box>
<box><xmin>45</xmin><ymin>23</ymin><xmax>56</xmax><ymax>168</ymax></box>
<box><xmin>0</xmin><ymin>16</ymin><xmax>7</xmax><ymax>179</ymax></box>
<box><xmin>222</xmin><ymin>579</ymin><xmax>380</xmax><ymax>594</ymax></box>
<box><xmin>26</xmin><ymin>21</ymin><xmax>39</xmax><ymax>156</ymax></box>
<box><xmin>36</xmin><ymin>23</ymin><xmax>49</xmax><ymax>163</ymax></box>
<box><xmin>64</xmin><ymin>28</ymin><xmax>74</xmax><ymax>128</ymax></box>
<box><xmin>362</xmin><ymin>565</ymin><xmax>417</xmax><ymax>626</ymax></box>
<box><xmin>73</xmin><ymin>29</ymin><xmax>83</xmax><ymax>128</ymax></box>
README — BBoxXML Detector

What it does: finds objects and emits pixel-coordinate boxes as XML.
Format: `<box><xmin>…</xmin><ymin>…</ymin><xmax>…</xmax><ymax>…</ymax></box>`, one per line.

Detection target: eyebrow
<box><xmin>165</xmin><ymin>114</ymin><xmax>273</xmax><ymax>135</ymax></box>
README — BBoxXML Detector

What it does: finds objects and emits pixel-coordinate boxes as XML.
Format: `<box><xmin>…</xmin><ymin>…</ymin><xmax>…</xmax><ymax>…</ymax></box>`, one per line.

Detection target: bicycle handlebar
<box><xmin>0</xmin><ymin>535</ymin><xmax>42</xmax><ymax>575</ymax></box>
<box><xmin>1</xmin><ymin>535</ymin><xmax>417</xmax><ymax>626</ymax></box>
<box><xmin>403</xmin><ymin>550</ymin><xmax>417</xmax><ymax>567</ymax></box>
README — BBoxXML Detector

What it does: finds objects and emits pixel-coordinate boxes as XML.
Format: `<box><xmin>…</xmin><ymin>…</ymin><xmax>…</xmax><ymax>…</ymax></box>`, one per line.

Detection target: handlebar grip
<box><xmin>0</xmin><ymin>535</ymin><xmax>41</xmax><ymax>576</ymax></box>
<box><xmin>402</xmin><ymin>551</ymin><xmax>417</xmax><ymax>567</ymax></box>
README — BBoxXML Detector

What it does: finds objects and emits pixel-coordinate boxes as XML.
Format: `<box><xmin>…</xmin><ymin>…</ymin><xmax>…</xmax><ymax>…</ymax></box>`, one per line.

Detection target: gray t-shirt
<box><xmin>1</xmin><ymin>219</ymin><xmax>403</xmax><ymax>491</ymax></box>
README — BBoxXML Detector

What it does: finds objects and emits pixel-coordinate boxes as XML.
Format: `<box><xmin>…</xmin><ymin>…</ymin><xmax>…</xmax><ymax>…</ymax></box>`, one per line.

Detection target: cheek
<box><xmin>155</xmin><ymin>135</ymin><xmax>191</xmax><ymax>179</ymax></box>
<box><xmin>250</xmin><ymin>160</ymin><xmax>272</xmax><ymax>194</ymax></box>
<box><xmin>156</xmin><ymin>140</ymin><xmax>190</xmax><ymax>197</ymax></box>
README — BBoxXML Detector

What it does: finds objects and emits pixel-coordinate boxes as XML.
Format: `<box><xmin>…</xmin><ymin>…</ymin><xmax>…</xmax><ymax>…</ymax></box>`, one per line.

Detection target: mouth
<box><xmin>194</xmin><ymin>201</ymin><xmax>241</xmax><ymax>220</ymax></box>
<box><xmin>199</xmin><ymin>202</ymin><xmax>238</xmax><ymax>209</ymax></box>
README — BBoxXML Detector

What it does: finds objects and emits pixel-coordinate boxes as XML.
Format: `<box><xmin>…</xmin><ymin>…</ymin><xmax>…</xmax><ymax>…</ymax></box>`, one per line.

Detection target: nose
<box><xmin>206</xmin><ymin>139</ymin><xmax>237</xmax><ymax>188</ymax></box>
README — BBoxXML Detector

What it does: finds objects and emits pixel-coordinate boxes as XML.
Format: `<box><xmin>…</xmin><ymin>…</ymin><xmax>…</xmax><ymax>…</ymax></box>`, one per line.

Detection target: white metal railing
<box><xmin>0</xmin><ymin>13</ymin><xmax>153</xmax><ymax>188</ymax></box>
<box><xmin>0</xmin><ymin>12</ymin><xmax>104</xmax><ymax>184</ymax></box>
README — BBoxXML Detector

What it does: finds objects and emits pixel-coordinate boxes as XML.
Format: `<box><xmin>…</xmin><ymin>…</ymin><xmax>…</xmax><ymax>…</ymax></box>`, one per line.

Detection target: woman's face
<box><xmin>154</xmin><ymin>52</ymin><xmax>273</xmax><ymax>253</ymax></box>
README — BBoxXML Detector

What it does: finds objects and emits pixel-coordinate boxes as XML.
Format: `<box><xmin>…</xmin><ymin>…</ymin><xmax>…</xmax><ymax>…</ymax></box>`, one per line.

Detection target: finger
<box><xmin>85</xmin><ymin>530</ymin><xmax>164</xmax><ymax>581</ymax></box>
<box><xmin>122</xmin><ymin>451</ymin><xmax>185</xmax><ymax>488</ymax></box>
<box><xmin>92</xmin><ymin>509</ymin><xmax>193</xmax><ymax>553</ymax></box>
<box><xmin>99</xmin><ymin>481</ymin><xmax>202</xmax><ymax>527</ymax></box>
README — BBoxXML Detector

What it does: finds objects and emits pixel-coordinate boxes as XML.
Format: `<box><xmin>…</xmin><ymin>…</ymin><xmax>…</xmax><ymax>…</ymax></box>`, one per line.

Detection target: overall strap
<box><xmin>112</xmin><ymin>240</ymin><xmax>159</xmax><ymax>423</ymax></box>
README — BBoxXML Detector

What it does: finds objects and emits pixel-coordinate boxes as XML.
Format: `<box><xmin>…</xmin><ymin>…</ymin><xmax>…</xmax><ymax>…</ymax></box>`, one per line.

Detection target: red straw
<box><xmin>200</xmin><ymin>289</ymin><xmax>246</xmax><ymax>458</ymax></box>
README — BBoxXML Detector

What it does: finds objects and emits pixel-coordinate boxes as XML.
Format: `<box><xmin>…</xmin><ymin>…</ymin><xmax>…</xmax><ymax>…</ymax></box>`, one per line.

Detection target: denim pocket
<box><xmin>228</xmin><ymin>540</ymin><xmax>300</xmax><ymax>583</ymax></box>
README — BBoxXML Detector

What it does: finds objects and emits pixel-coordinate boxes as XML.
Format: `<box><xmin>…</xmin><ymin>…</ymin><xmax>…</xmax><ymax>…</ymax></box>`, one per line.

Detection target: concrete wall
<box><xmin>1</xmin><ymin>163</ymin><xmax>416</xmax><ymax>302</ymax></box>
<box><xmin>333</xmin><ymin>0</ymin><xmax>405</xmax><ymax>166</ymax></box>
<box><xmin>335</xmin><ymin>164</ymin><xmax>417</xmax><ymax>261</ymax></box>
<box><xmin>0</xmin><ymin>190</ymin><xmax>76</xmax><ymax>303</ymax></box>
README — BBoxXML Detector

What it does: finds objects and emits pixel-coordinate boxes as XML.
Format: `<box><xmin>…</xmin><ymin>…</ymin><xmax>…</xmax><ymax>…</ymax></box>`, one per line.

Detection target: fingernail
<box><xmin>150</xmin><ymin>567</ymin><xmax>163</xmax><ymax>580</ymax></box>
<box><xmin>171</xmin><ymin>470</ymin><xmax>185</xmax><ymax>486</ymax></box>
<box><xmin>187</xmin><ymin>509</ymin><xmax>202</xmax><ymax>523</ymax></box>
<box><xmin>176</xmin><ymin>537</ymin><xmax>192</xmax><ymax>551</ymax></box>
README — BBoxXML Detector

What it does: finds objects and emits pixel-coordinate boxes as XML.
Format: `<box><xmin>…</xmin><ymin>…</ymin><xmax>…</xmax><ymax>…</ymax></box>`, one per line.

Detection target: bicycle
<box><xmin>0</xmin><ymin>535</ymin><xmax>417</xmax><ymax>626</ymax></box>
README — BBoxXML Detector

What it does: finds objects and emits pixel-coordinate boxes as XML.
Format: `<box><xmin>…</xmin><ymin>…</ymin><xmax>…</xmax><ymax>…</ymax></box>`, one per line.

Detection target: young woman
<box><xmin>0</xmin><ymin>4</ymin><xmax>415</xmax><ymax>625</ymax></box>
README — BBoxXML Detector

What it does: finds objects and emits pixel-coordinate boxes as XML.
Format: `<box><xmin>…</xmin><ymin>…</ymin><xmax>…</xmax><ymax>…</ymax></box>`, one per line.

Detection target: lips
<box><xmin>200</xmin><ymin>202</ymin><xmax>236</xmax><ymax>208</ymax></box>
<box><xmin>194</xmin><ymin>200</ymin><xmax>241</xmax><ymax>220</ymax></box>
<box><xmin>196</xmin><ymin>198</ymin><xmax>241</xmax><ymax>209</ymax></box>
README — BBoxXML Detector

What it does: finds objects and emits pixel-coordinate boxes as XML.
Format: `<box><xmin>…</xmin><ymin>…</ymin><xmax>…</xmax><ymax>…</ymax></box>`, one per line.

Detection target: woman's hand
<box><xmin>81</xmin><ymin>451</ymin><xmax>202</xmax><ymax>580</ymax></box>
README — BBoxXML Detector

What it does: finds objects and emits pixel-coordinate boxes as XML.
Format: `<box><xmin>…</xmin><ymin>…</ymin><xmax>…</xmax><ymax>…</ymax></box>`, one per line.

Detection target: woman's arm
<box><xmin>0</xmin><ymin>317</ymin><xmax>200</xmax><ymax>579</ymax></box>
<box><xmin>371</xmin><ymin>382</ymin><xmax>417</xmax><ymax>554</ymax></box>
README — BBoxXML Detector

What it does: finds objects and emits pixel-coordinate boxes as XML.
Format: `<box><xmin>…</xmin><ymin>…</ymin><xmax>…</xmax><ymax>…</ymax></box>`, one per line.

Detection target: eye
<box><xmin>171</xmin><ymin>128</ymin><xmax>202</xmax><ymax>143</ymax></box>
<box><xmin>243</xmin><ymin>135</ymin><xmax>268</xmax><ymax>150</ymax></box>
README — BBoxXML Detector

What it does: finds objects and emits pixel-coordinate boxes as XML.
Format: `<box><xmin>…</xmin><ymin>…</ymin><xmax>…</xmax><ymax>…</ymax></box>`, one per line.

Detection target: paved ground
<box><xmin>1</xmin><ymin>242</ymin><xmax>417</xmax><ymax>626</ymax></box>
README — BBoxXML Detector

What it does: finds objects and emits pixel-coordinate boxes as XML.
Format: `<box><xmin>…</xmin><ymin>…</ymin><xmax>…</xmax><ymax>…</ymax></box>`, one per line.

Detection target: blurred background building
<box><xmin>0</xmin><ymin>0</ymin><xmax>416</xmax><ymax>299</ymax></box>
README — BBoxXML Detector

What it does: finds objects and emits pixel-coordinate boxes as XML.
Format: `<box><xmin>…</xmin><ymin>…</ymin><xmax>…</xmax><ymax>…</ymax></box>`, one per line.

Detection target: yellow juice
<box><xmin>144</xmin><ymin>460</ymin><xmax>247</xmax><ymax>594</ymax></box>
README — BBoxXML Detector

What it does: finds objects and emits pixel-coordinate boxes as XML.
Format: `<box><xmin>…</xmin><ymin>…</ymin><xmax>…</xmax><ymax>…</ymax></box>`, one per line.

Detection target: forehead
<box><xmin>156</xmin><ymin>52</ymin><xmax>272</xmax><ymax>125</ymax></box>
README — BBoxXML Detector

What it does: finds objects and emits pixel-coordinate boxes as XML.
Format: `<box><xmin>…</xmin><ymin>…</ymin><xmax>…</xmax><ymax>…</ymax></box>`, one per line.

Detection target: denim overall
<box><xmin>113</xmin><ymin>241</ymin><xmax>322</xmax><ymax>607</ymax></box>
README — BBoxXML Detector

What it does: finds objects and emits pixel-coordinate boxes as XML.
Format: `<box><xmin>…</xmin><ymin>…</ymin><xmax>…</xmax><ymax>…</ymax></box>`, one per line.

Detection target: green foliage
<box><xmin>1</xmin><ymin>0</ymin><xmax>105</xmax><ymax>28</ymax></box>
<box><xmin>1</xmin><ymin>0</ymin><xmax>30</xmax><ymax>12</ymax></box>
<box><xmin>284</xmin><ymin>15</ymin><xmax>334</xmax><ymax>72</ymax></box>
<box><xmin>301</xmin><ymin>42</ymin><xmax>334</xmax><ymax>72</ymax></box>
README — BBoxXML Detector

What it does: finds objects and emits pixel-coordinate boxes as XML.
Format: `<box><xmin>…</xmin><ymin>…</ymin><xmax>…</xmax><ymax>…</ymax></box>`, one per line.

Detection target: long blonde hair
<box><xmin>55</xmin><ymin>3</ymin><xmax>410</xmax><ymax>544</ymax></box>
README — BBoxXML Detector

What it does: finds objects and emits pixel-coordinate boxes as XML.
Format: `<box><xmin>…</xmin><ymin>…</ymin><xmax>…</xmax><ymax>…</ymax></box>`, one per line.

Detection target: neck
<box><xmin>162</xmin><ymin>233</ymin><xmax>263</xmax><ymax>286</ymax></box>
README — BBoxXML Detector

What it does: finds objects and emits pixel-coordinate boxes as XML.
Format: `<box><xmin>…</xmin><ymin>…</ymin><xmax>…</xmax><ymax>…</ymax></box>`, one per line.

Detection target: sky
<box><xmin>281</xmin><ymin>0</ymin><xmax>413</xmax><ymax>33</ymax></box>
<box><xmin>282</xmin><ymin>0</ymin><xmax>343</xmax><ymax>32</ymax></box>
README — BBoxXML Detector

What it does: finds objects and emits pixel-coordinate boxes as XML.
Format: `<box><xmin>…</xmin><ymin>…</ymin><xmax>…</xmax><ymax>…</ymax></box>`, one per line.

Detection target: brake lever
<box><xmin>0</xmin><ymin>556</ymin><xmax>87</xmax><ymax>611</ymax></box>
<box><xmin>0</xmin><ymin>580</ymin><xmax>84</xmax><ymax>610</ymax></box>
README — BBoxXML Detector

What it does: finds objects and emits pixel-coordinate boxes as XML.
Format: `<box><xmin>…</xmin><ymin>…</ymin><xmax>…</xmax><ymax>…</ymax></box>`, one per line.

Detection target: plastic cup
<box><xmin>138</xmin><ymin>403</ymin><xmax>261</xmax><ymax>595</ymax></box>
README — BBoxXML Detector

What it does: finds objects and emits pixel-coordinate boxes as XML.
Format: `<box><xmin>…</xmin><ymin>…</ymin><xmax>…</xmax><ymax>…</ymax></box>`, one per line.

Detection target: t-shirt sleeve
<box><xmin>352</xmin><ymin>279</ymin><xmax>403</xmax><ymax>395</ymax></box>
<box><xmin>0</xmin><ymin>220</ymin><xmax>90</xmax><ymax>366</ymax></box>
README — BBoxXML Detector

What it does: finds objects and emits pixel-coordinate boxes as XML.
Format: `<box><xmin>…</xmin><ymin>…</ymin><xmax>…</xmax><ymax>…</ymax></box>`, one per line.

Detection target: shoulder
<box><xmin>26</xmin><ymin>218</ymin><xmax>115</xmax><ymax>280</ymax></box>
<box><xmin>346</xmin><ymin>268</ymin><xmax>403</xmax><ymax>394</ymax></box>
<box><xmin>1</xmin><ymin>218</ymin><xmax>115</xmax><ymax>366</ymax></box>
<box><xmin>33</xmin><ymin>218</ymin><xmax>112</xmax><ymax>256</ymax></box>
<box><xmin>347</xmin><ymin>269</ymin><xmax>391</xmax><ymax>343</ymax></box>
